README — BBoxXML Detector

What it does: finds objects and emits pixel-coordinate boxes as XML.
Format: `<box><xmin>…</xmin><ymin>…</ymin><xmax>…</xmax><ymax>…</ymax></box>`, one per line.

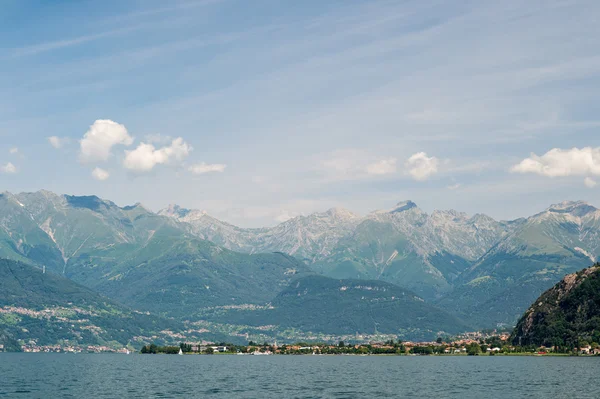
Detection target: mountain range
<box><xmin>160</xmin><ymin>198</ymin><xmax>600</xmax><ymax>327</ymax></box>
<box><xmin>1</xmin><ymin>189</ymin><xmax>599</xmax><ymax>346</ymax></box>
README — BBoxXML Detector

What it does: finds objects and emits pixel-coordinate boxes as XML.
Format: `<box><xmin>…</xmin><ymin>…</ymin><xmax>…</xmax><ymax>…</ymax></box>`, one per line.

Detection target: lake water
<box><xmin>0</xmin><ymin>354</ymin><xmax>598</xmax><ymax>398</ymax></box>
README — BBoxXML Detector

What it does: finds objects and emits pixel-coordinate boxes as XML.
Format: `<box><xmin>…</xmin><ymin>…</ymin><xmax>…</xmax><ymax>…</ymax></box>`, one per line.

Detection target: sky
<box><xmin>1</xmin><ymin>0</ymin><xmax>599</xmax><ymax>227</ymax></box>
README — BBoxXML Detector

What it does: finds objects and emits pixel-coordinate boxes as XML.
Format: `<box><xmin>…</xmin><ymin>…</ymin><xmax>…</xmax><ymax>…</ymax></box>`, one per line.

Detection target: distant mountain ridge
<box><xmin>0</xmin><ymin>191</ymin><xmax>312</xmax><ymax>316</ymax></box>
<box><xmin>159</xmin><ymin>199</ymin><xmax>515</xmax><ymax>299</ymax></box>
<box><xmin>2</xmin><ymin>190</ymin><xmax>599</xmax><ymax>331</ymax></box>
<box><xmin>160</xmin><ymin>198</ymin><xmax>600</xmax><ymax>327</ymax></box>
<box><xmin>438</xmin><ymin>200</ymin><xmax>600</xmax><ymax>327</ymax></box>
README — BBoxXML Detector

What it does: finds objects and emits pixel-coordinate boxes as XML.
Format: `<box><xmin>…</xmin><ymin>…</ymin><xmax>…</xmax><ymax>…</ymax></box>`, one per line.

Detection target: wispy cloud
<box><xmin>5</xmin><ymin>26</ymin><xmax>142</xmax><ymax>59</ymax></box>
<box><xmin>584</xmin><ymin>177</ymin><xmax>597</xmax><ymax>188</ymax></box>
<box><xmin>48</xmin><ymin>136</ymin><xmax>70</xmax><ymax>149</ymax></box>
<box><xmin>91</xmin><ymin>167</ymin><xmax>110</xmax><ymax>181</ymax></box>
<box><xmin>1</xmin><ymin>162</ymin><xmax>17</xmax><ymax>174</ymax></box>
<box><xmin>2</xmin><ymin>0</ymin><xmax>600</xmax><ymax>225</ymax></box>
<box><xmin>188</xmin><ymin>162</ymin><xmax>227</xmax><ymax>175</ymax></box>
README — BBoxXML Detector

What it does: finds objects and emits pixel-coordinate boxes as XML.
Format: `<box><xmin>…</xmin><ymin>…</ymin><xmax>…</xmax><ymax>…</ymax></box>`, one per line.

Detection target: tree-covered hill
<box><xmin>510</xmin><ymin>263</ymin><xmax>600</xmax><ymax>347</ymax></box>
<box><xmin>96</xmin><ymin>244</ymin><xmax>312</xmax><ymax>318</ymax></box>
<box><xmin>210</xmin><ymin>275</ymin><xmax>471</xmax><ymax>341</ymax></box>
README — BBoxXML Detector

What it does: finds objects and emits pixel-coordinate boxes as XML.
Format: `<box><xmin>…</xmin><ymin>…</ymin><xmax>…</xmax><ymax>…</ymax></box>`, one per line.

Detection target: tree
<box><xmin>411</xmin><ymin>346</ymin><xmax>433</xmax><ymax>355</ymax></box>
<box><xmin>467</xmin><ymin>343</ymin><xmax>481</xmax><ymax>356</ymax></box>
<box><xmin>436</xmin><ymin>337</ymin><xmax>443</xmax><ymax>344</ymax></box>
<box><xmin>338</xmin><ymin>341</ymin><xmax>345</xmax><ymax>347</ymax></box>
<box><xmin>205</xmin><ymin>347</ymin><xmax>214</xmax><ymax>354</ymax></box>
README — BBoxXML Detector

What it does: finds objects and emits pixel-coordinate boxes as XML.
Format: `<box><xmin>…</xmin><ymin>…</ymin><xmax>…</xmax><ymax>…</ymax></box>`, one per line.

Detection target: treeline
<box><xmin>140</xmin><ymin>344</ymin><xmax>180</xmax><ymax>354</ymax></box>
<box><xmin>139</xmin><ymin>337</ymin><xmax>600</xmax><ymax>356</ymax></box>
<box><xmin>277</xmin><ymin>340</ymin><xmax>406</xmax><ymax>355</ymax></box>
<box><xmin>140</xmin><ymin>342</ymin><xmax>241</xmax><ymax>354</ymax></box>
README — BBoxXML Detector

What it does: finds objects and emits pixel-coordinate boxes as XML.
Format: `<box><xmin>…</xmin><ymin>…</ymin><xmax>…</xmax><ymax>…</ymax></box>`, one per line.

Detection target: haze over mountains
<box><xmin>1</xmin><ymin>189</ymin><xmax>599</xmax><ymax>346</ymax></box>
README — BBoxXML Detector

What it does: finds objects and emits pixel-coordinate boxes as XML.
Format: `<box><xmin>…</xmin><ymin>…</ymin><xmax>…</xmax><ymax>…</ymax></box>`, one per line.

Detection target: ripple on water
<box><xmin>1</xmin><ymin>355</ymin><xmax>600</xmax><ymax>398</ymax></box>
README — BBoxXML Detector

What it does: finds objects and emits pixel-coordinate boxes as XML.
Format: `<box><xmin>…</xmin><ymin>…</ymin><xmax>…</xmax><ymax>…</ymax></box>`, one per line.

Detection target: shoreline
<box><xmin>2</xmin><ymin>352</ymin><xmax>590</xmax><ymax>357</ymax></box>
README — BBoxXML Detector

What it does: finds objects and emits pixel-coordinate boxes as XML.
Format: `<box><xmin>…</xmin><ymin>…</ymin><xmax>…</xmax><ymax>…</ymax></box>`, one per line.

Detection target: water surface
<box><xmin>0</xmin><ymin>354</ymin><xmax>598</xmax><ymax>398</ymax></box>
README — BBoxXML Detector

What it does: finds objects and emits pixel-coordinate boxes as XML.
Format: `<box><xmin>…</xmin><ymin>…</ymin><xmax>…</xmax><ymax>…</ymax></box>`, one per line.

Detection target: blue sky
<box><xmin>1</xmin><ymin>0</ymin><xmax>599</xmax><ymax>226</ymax></box>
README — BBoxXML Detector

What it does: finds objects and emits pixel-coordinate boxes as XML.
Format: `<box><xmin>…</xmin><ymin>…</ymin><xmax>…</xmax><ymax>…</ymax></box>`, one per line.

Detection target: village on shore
<box><xmin>140</xmin><ymin>331</ymin><xmax>600</xmax><ymax>356</ymax></box>
<box><xmin>5</xmin><ymin>330</ymin><xmax>599</xmax><ymax>356</ymax></box>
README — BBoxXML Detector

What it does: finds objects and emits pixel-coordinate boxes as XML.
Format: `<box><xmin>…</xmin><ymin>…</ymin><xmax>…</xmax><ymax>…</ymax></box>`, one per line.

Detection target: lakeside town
<box><xmin>8</xmin><ymin>330</ymin><xmax>599</xmax><ymax>356</ymax></box>
<box><xmin>141</xmin><ymin>333</ymin><xmax>600</xmax><ymax>356</ymax></box>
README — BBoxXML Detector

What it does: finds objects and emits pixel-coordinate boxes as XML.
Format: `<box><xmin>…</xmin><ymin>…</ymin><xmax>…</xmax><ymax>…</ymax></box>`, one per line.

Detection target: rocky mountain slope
<box><xmin>161</xmin><ymin>200</ymin><xmax>514</xmax><ymax>300</ymax></box>
<box><xmin>158</xmin><ymin>204</ymin><xmax>362</xmax><ymax>260</ymax></box>
<box><xmin>437</xmin><ymin>201</ymin><xmax>600</xmax><ymax>328</ymax></box>
<box><xmin>510</xmin><ymin>264</ymin><xmax>600</xmax><ymax>347</ymax></box>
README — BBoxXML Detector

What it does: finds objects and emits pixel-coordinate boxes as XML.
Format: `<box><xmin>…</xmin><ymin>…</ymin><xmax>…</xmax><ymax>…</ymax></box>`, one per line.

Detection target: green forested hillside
<box><xmin>511</xmin><ymin>264</ymin><xmax>600</xmax><ymax>347</ymax></box>
<box><xmin>96</xmin><ymin>244</ymin><xmax>311</xmax><ymax>318</ymax></box>
<box><xmin>0</xmin><ymin>259</ymin><xmax>186</xmax><ymax>348</ymax></box>
<box><xmin>210</xmin><ymin>275</ymin><xmax>471</xmax><ymax>340</ymax></box>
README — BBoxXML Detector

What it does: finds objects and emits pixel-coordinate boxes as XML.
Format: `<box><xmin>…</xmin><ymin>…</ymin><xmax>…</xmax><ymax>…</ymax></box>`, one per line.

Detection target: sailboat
<box><xmin>178</xmin><ymin>348</ymin><xmax>183</xmax><ymax>355</ymax></box>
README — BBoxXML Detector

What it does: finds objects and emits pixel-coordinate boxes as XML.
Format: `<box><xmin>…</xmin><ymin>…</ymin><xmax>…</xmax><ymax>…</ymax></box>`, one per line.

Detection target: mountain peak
<box><xmin>324</xmin><ymin>207</ymin><xmax>359</xmax><ymax>219</ymax></box>
<box><xmin>158</xmin><ymin>204</ymin><xmax>211</xmax><ymax>221</ymax></box>
<box><xmin>390</xmin><ymin>200</ymin><xmax>418</xmax><ymax>213</ymax></box>
<box><xmin>64</xmin><ymin>194</ymin><xmax>114</xmax><ymax>212</ymax></box>
<box><xmin>159</xmin><ymin>204</ymin><xmax>191</xmax><ymax>218</ymax></box>
<box><xmin>122</xmin><ymin>202</ymin><xmax>150</xmax><ymax>212</ymax></box>
<box><xmin>546</xmin><ymin>200</ymin><xmax>597</xmax><ymax>217</ymax></box>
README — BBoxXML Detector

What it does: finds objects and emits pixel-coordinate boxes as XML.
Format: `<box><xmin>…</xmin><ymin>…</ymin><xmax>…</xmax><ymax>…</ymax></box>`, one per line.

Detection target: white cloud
<box><xmin>188</xmin><ymin>162</ymin><xmax>227</xmax><ymax>175</ymax></box>
<box><xmin>79</xmin><ymin>119</ymin><xmax>133</xmax><ymax>163</ymax></box>
<box><xmin>275</xmin><ymin>210</ymin><xmax>294</xmax><ymax>223</ymax></box>
<box><xmin>144</xmin><ymin>134</ymin><xmax>173</xmax><ymax>144</ymax></box>
<box><xmin>1</xmin><ymin>162</ymin><xmax>17</xmax><ymax>174</ymax></box>
<box><xmin>511</xmin><ymin>147</ymin><xmax>600</xmax><ymax>177</ymax></box>
<box><xmin>447</xmin><ymin>183</ymin><xmax>461</xmax><ymax>190</ymax></box>
<box><xmin>406</xmin><ymin>152</ymin><xmax>439</xmax><ymax>181</ymax></box>
<box><xmin>123</xmin><ymin>137</ymin><xmax>191</xmax><ymax>172</ymax></box>
<box><xmin>9</xmin><ymin>147</ymin><xmax>18</xmax><ymax>154</ymax></box>
<box><xmin>321</xmin><ymin>149</ymin><xmax>399</xmax><ymax>180</ymax></box>
<box><xmin>584</xmin><ymin>177</ymin><xmax>597</xmax><ymax>188</ymax></box>
<box><xmin>366</xmin><ymin>158</ymin><xmax>397</xmax><ymax>175</ymax></box>
<box><xmin>91</xmin><ymin>167</ymin><xmax>110</xmax><ymax>181</ymax></box>
<box><xmin>48</xmin><ymin>136</ymin><xmax>69</xmax><ymax>149</ymax></box>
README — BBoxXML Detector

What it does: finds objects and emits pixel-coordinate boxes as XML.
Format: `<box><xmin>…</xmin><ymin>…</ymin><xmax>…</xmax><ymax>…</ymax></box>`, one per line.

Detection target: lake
<box><xmin>0</xmin><ymin>354</ymin><xmax>598</xmax><ymax>398</ymax></box>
